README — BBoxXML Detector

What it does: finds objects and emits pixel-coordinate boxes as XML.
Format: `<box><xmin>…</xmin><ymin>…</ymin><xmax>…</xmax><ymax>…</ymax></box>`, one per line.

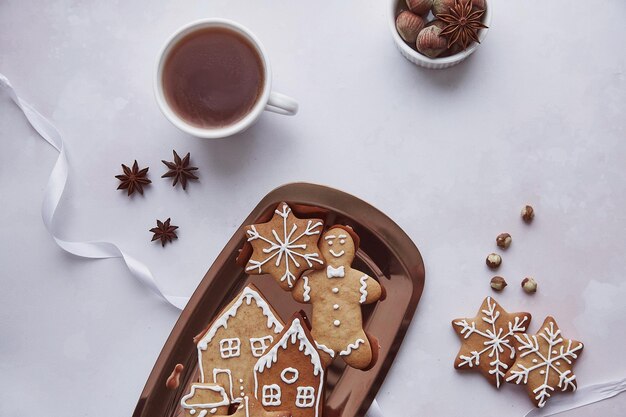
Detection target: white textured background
<box><xmin>1</xmin><ymin>1</ymin><xmax>625</xmax><ymax>416</ymax></box>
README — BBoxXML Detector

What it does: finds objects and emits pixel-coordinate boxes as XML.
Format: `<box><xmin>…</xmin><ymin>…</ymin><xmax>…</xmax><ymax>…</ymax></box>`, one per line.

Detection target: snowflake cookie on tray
<box><xmin>505</xmin><ymin>316</ymin><xmax>584</xmax><ymax>408</ymax></box>
<box><xmin>243</xmin><ymin>202</ymin><xmax>326</xmax><ymax>291</ymax></box>
<box><xmin>452</xmin><ymin>297</ymin><xmax>531</xmax><ymax>387</ymax></box>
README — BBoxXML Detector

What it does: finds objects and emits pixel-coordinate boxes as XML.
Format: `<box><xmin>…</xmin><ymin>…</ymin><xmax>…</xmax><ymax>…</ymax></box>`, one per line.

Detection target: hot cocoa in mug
<box><xmin>155</xmin><ymin>19</ymin><xmax>298</xmax><ymax>138</ymax></box>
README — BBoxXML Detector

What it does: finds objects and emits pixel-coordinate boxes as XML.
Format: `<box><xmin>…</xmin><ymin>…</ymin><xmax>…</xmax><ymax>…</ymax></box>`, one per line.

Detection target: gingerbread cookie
<box><xmin>505</xmin><ymin>316</ymin><xmax>584</xmax><ymax>408</ymax></box>
<box><xmin>253</xmin><ymin>314</ymin><xmax>325</xmax><ymax>417</ymax></box>
<box><xmin>452</xmin><ymin>297</ymin><xmax>531</xmax><ymax>387</ymax></box>
<box><xmin>195</xmin><ymin>284</ymin><xmax>285</xmax><ymax>402</ymax></box>
<box><xmin>292</xmin><ymin>226</ymin><xmax>383</xmax><ymax>369</ymax></box>
<box><xmin>180</xmin><ymin>383</ymin><xmax>230</xmax><ymax>416</ymax></box>
<box><xmin>231</xmin><ymin>396</ymin><xmax>290</xmax><ymax>417</ymax></box>
<box><xmin>244</xmin><ymin>202</ymin><xmax>325</xmax><ymax>291</ymax></box>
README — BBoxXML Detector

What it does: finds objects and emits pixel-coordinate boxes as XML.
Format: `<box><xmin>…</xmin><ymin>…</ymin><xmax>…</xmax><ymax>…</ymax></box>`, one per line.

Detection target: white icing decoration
<box><xmin>315</xmin><ymin>341</ymin><xmax>335</xmax><ymax>358</ymax></box>
<box><xmin>324</xmin><ymin>235</ymin><xmax>336</xmax><ymax>240</ymax></box>
<box><xmin>453</xmin><ymin>297</ymin><xmax>529</xmax><ymax>388</ymax></box>
<box><xmin>198</xmin><ymin>411</ymin><xmax>208</xmax><ymax>417</ymax></box>
<box><xmin>302</xmin><ymin>276</ymin><xmax>311</xmax><ymax>302</ymax></box>
<box><xmin>240</xmin><ymin>386</ymin><xmax>244</xmax><ymax>390</ymax></box>
<box><xmin>339</xmin><ymin>239</ymin><xmax>346</xmax><ymax>244</ymax></box>
<box><xmin>250</xmin><ymin>335</ymin><xmax>274</xmax><ymax>357</ymax></box>
<box><xmin>253</xmin><ymin>318</ymin><xmax>325</xmax><ymax>417</ymax></box>
<box><xmin>337</xmin><ymin>234</ymin><xmax>347</xmax><ymax>239</ymax></box>
<box><xmin>556</xmin><ymin>361</ymin><xmax>561</xmax><ymax>366</ymax></box>
<box><xmin>180</xmin><ymin>384</ymin><xmax>230</xmax><ymax>413</ymax></box>
<box><xmin>239</xmin><ymin>379</ymin><xmax>243</xmax><ymax>383</ymax></box>
<box><xmin>329</xmin><ymin>249</ymin><xmax>345</xmax><ymax>258</ymax></box>
<box><xmin>219</xmin><ymin>337</ymin><xmax>241</xmax><ymax>359</ymax></box>
<box><xmin>246</xmin><ymin>204</ymin><xmax>323</xmax><ymax>288</ymax></box>
<box><xmin>359</xmin><ymin>275</ymin><xmax>368</xmax><ymax>304</ymax></box>
<box><xmin>209</xmin><ymin>409</ymin><xmax>216</xmax><ymax>415</ymax></box>
<box><xmin>190</xmin><ymin>410</ymin><xmax>196</xmax><ymax>415</ymax></box>
<box><xmin>339</xmin><ymin>339</ymin><xmax>365</xmax><ymax>356</ymax></box>
<box><xmin>327</xmin><ymin>265</ymin><xmax>345</xmax><ymax>278</ymax></box>
<box><xmin>196</xmin><ymin>286</ymin><xmax>284</xmax><ymax>382</ymax></box>
<box><xmin>506</xmin><ymin>320</ymin><xmax>583</xmax><ymax>408</ymax></box>
<box><xmin>295</xmin><ymin>386</ymin><xmax>316</xmax><ymax>408</ymax></box>
<box><xmin>332</xmin><ymin>287</ymin><xmax>339</xmax><ymax>294</ymax></box>
<box><xmin>280</xmin><ymin>367</ymin><xmax>299</xmax><ymax>384</ymax></box>
<box><xmin>333</xmin><ymin>320</ymin><xmax>341</xmax><ymax>327</ymax></box>
<box><xmin>261</xmin><ymin>384</ymin><xmax>281</xmax><ymax>406</ymax></box>
<box><xmin>333</xmin><ymin>304</ymin><xmax>339</xmax><ymax>310</ymax></box>
<box><xmin>212</xmin><ymin>369</ymin><xmax>234</xmax><ymax>400</ymax></box>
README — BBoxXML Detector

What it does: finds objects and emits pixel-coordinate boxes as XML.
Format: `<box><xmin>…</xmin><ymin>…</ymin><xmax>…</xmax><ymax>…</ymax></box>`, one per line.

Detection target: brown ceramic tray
<box><xmin>132</xmin><ymin>182</ymin><xmax>425</xmax><ymax>417</ymax></box>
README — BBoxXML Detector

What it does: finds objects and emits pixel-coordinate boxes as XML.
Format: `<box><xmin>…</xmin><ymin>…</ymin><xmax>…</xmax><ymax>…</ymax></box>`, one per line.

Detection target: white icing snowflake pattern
<box><xmin>506</xmin><ymin>319</ymin><xmax>583</xmax><ymax>408</ymax></box>
<box><xmin>453</xmin><ymin>297</ymin><xmax>529</xmax><ymax>387</ymax></box>
<box><xmin>246</xmin><ymin>204</ymin><xmax>324</xmax><ymax>288</ymax></box>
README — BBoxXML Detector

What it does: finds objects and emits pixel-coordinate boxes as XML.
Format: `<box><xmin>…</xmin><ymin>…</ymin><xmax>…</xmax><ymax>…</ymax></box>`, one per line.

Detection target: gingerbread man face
<box><xmin>320</xmin><ymin>228</ymin><xmax>355</xmax><ymax>267</ymax></box>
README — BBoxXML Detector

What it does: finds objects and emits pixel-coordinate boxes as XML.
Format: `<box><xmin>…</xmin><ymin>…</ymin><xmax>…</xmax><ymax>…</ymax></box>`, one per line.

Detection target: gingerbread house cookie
<box><xmin>244</xmin><ymin>202</ymin><xmax>325</xmax><ymax>291</ymax></box>
<box><xmin>195</xmin><ymin>284</ymin><xmax>285</xmax><ymax>402</ymax></box>
<box><xmin>292</xmin><ymin>226</ymin><xmax>383</xmax><ymax>369</ymax></box>
<box><xmin>180</xmin><ymin>383</ymin><xmax>230</xmax><ymax>417</ymax></box>
<box><xmin>253</xmin><ymin>315</ymin><xmax>324</xmax><ymax>417</ymax></box>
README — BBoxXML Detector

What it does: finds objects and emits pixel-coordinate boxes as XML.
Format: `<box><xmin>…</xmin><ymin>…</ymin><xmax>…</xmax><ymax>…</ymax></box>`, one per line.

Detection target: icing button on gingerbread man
<box><xmin>292</xmin><ymin>226</ymin><xmax>383</xmax><ymax>369</ymax></box>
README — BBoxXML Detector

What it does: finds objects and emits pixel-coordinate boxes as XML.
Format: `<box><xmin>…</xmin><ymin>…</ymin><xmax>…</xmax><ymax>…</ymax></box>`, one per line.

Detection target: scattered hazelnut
<box><xmin>416</xmin><ymin>24</ymin><xmax>448</xmax><ymax>58</ymax></box>
<box><xmin>521</xmin><ymin>277</ymin><xmax>537</xmax><ymax>294</ymax></box>
<box><xmin>490</xmin><ymin>276</ymin><xmax>507</xmax><ymax>292</ymax></box>
<box><xmin>396</xmin><ymin>11</ymin><xmax>425</xmax><ymax>44</ymax></box>
<box><xmin>406</xmin><ymin>0</ymin><xmax>433</xmax><ymax>15</ymax></box>
<box><xmin>521</xmin><ymin>205</ymin><xmax>535</xmax><ymax>223</ymax></box>
<box><xmin>486</xmin><ymin>253</ymin><xmax>502</xmax><ymax>269</ymax></box>
<box><xmin>496</xmin><ymin>232</ymin><xmax>512</xmax><ymax>249</ymax></box>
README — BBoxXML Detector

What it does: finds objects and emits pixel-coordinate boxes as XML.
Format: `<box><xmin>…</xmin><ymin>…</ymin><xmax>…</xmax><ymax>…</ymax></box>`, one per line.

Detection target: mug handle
<box><xmin>265</xmin><ymin>91</ymin><xmax>298</xmax><ymax>116</ymax></box>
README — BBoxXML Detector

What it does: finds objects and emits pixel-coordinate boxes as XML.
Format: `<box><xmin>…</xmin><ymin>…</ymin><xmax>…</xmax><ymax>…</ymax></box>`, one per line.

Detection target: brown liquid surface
<box><xmin>163</xmin><ymin>27</ymin><xmax>264</xmax><ymax>128</ymax></box>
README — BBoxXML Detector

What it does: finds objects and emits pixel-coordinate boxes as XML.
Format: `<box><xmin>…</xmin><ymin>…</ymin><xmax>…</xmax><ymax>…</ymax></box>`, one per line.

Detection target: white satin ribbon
<box><xmin>0</xmin><ymin>72</ymin><xmax>188</xmax><ymax>310</ymax></box>
<box><xmin>524</xmin><ymin>378</ymin><xmax>626</xmax><ymax>416</ymax></box>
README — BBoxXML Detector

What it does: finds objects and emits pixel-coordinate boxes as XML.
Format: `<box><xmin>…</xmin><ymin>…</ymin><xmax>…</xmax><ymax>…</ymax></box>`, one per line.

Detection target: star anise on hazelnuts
<box><xmin>115</xmin><ymin>160</ymin><xmax>152</xmax><ymax>196</ymax></box>
<box><xmin>161</xmin><ymin>150</ymin><xmax>199</xmax><ymax>190</ymax></box>
<box><xmin>150</xmin><ymin>218</ymin><xmax>179</xmax><ymax>247</ymax></box>
<box><xmin>437</xmin><ymin>0</ymin><xmax>488</xmax><ymax>50</ymax></box>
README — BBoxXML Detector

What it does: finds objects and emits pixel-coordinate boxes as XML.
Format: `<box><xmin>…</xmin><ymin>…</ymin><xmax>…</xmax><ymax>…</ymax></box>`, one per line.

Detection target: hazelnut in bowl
<box><xmin>390</xmin><ymin>0</ymin><xmax>492</xmax><ymax>69</ymax></box>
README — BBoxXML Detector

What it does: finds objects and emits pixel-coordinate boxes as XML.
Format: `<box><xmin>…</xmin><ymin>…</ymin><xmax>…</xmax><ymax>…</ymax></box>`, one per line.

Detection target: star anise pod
<box><xmin>115</xmin><ymin>160</ymin><xmax>151</xmax><ymax>196</ymax></box>
<box><xmin>150</xmin><ymin>218</ymin><xmax>179</xmax><ymax>247</ymax></box>
<box><xmin>437</xmin><ymin>0</ymin><xmax>488</xmax><ymax>50</ymax></box>
<box><xmin>161</xmin><ymin>150</ymin><xmax>199</xmax><ymax>190</ymax></box>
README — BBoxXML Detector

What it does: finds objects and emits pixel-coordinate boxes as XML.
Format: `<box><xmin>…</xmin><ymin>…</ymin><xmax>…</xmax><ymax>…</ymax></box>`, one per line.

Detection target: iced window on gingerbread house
<box><xmin>249</xmin><ymin>335</ymin><xmax>273</xmax><ymax>357</ymax></box>
<box><xmin>219</xmin><ymin>338</ymin><xmax>241</xmax><ymax>359</ymax></box>
<box><xmin>295</xmin><ymin>386</ymin><xmax>315</xmax><ymax>408</ymax></box>
<box><xmin>262</xmin><ymin>384</ymin><xmax>281</xmax><ymax>406</ymax></box>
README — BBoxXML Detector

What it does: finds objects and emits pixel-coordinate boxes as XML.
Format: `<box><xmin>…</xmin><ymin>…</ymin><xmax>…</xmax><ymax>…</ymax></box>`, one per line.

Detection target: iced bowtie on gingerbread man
<box><xmin>292</xmin><ymin>226</ymin><xmax>383</xmax><ymax>369</ymax></box>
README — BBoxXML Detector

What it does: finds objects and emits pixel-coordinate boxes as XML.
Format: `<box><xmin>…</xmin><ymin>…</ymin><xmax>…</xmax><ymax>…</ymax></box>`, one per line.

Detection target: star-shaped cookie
<box><xmin>452</xmin><ymin>297</ymin><xmax>531</xmax><ymax>387</ymax></box>
<box><xmin>244</xmin><ymin>202</ymin><xmax>325</xmax><ymax>291</ymax></box>
<box><xmin>505</xmin><ymin>316</ymin><xmax>584</xmax><ymax>408</ymax></box>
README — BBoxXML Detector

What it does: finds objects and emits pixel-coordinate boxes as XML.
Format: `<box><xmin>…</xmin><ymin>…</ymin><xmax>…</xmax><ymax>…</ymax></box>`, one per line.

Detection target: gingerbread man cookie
<box><xmin>292</xmin><ymin>226</ymin><xmax>383</xmax><ymax>369</ymax></box>
<box><xmin>452</xmin><ymin>297</ymin><xmax>531</xmax><ymax>388</ymax></box>
<box><xmin>505</xmin><ymin>316</ymin><xmax>584</xmax><ymax>408</ymax></box>
<box><xmin>244</xmin><ymin>202</ymin><xmax>325</xmax><ymax>291</ymax></box>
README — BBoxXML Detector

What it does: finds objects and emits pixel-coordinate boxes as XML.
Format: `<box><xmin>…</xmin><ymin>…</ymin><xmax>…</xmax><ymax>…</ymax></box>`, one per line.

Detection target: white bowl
<box><xmin>388</xmin><ymin>0</ymin><xmax>492</xmax><ymax>69</ymax></box>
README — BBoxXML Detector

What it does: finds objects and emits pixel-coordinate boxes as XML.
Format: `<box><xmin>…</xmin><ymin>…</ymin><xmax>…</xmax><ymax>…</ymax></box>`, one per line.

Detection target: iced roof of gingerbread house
<box><xmin>196</xmin><ymin>285</ymin><xmax>284</xmax><ymax>351</ymax></box>
<box><xmin>253</xmin><ymin>317</ymin><xmax>323</xmax><ymax>377</ymax></box>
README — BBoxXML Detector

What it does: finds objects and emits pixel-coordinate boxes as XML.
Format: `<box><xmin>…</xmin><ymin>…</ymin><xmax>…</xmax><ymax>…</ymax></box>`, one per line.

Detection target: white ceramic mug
<box><xmin>154</xmin><ymin>19</ymin><xmax>298</xmax><ymax>138</ymax></box>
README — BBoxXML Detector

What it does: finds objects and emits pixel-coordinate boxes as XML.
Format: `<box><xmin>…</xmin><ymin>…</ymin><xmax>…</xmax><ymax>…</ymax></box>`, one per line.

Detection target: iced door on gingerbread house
<box><xmin>253</xmin><ymin>316</ymin><xmax>324</xmax><ymax>417</ymax></box>
<box><xmin>196</xmin><ymin>284</ymin><xmax>285</xmax><ymax>402</ymax></box>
